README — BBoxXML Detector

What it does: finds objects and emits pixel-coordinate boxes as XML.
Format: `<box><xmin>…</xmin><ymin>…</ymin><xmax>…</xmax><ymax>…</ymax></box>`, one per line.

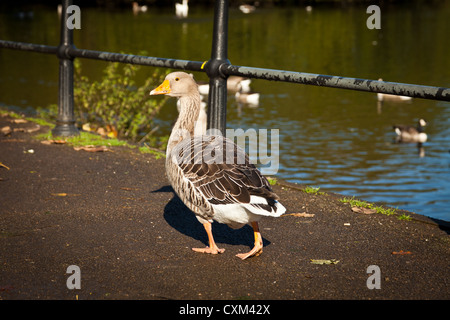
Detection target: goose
<box><xmin>235</xmin><ymin>91</ymin><xmax>260</xmax><ymax>106</ymax></box>
<box><xmin>239</xmin><ymin>4</ymin><xmax>256</xmax><ymax>14</ymax></box>
<box><xmin>228</xmin><ymin>76</ymin><xmax>251</xmax><ymax>93</ymax></box>
<box><xmin>132</xmin><ymin>2</ymin><xmax>148</xmax><ymax>14</ymax></box>
<box><xmin>197</xmin><ymin>77</ymin><xmax>252</xmax><ymax>96</ymax></box>
<box><xmin>175</xmin><ymin>0</ymin><xmax>189</xmax><ymax>18</ymax></box>
<box><xmin>150</xmin><ymin>72</ymin><xmax>286</xmax><ymax>259</ymax></box>
<box><xmin>393</xmin><ymin>118</ymin><xmax>428</xmax><ymax>143</ymax></box>
<box><xmin>377</xmin><ymin>78</ymin><xmax>413</xmax><ymax>102</ymax></box>
<box><xmin>197</xmin><ymin>82</ymin><xmax>210</xmax><ymax>96</ymax></box>
<box><xmin>177</xmin><ymin>99</ymin><xmax>207</xmax><ymax>136</ymax></box>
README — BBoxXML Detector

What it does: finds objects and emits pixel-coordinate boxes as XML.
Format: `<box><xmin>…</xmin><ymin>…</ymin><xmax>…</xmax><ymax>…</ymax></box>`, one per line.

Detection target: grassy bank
<box><xmin>0</xmin><ymin>107</ymin><xmax>166</xmax><ymax>159</ymax></box>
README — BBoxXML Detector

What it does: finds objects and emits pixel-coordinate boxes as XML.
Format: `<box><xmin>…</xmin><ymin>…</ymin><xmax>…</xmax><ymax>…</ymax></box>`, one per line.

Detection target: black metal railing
<box><xmin>1</xmin><ymin>0</ymin><xmax>449</xmax><ymax>137</ymax></box>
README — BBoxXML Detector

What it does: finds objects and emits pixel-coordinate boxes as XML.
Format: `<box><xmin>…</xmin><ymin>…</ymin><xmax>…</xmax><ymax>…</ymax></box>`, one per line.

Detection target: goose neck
<box><xmin>167</xmin><ymin>93</ymin><xmax>201</xmax><ymax>155</ymax></box>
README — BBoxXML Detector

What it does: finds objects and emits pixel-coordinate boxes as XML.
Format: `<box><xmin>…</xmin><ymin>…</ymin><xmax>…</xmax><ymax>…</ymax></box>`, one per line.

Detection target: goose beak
<box><xmin>150</xmin><ymin>79</ymin><xmax>171</xmax><ymax>95</ymax></box>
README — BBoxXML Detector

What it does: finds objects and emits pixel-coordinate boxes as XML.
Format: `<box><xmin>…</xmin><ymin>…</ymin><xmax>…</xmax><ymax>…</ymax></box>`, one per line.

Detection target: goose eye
<box><xmin>175</xmin><ymin>77</ymin><xmax>180</xmax><ymax>81</ymax></box>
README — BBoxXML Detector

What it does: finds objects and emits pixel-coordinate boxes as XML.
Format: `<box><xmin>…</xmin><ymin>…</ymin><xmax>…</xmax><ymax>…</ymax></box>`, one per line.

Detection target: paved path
<box><xmin>0</xmin><ymin>114</ymin><xmax>449</xmax><ymax>301</ymax></box>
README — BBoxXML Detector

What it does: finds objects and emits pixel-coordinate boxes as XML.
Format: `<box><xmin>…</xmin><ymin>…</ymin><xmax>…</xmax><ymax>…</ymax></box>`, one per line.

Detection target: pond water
<box><xmin>1</xmin><ymin>2</ymin><xmax>449</xmax><ymax>221</ymax></box>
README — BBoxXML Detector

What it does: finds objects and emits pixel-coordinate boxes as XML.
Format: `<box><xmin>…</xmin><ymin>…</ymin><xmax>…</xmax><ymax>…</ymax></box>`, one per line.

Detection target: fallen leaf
<box><xmin>310</xmin><ymin>259</ymin><xmax>340</xmax><ymax>265</ymax></box>
<box><xmin>120</xmin><ymin>187</ymin><xmax>139</xmax><ymax>191</ymax></box>
<box><xmin>73</xmin><ymin>145</ymin><xmax>110</xmax><ymax>152</ymax></box>
<box><xmin>12</xmin><ymin>126</ymin><xmax>40</xmax><ymax>133</ymax></box>
<box><xmin>1</xmin><ymin>138</ymin><xmax>25</xmax><ymax>142</ymax></box>
<box><xmin>285</xmin><ymin>212</ymin><xmax>315</xmax><ymax>218</ymax></box>
<box><xmin>352</xmin><ymin>206</ymin><xmax>377</xmax><ymax>214</ymax></box>
<box><xmin>41</xmin><ymin>139</ymin><xmax>67</xmax><ymax>145</ymax></box>
<box><xmin>11</xmin><ymin>119</ymin><xmax>28</xmax><ymax>124</ymax></box>
<box><xmin>82</xmin><ymin>123</ymin><xmax>93</xmax><ymax>131</ymax></box>
<box><xmin>50</xmin><ymin>193</ymin><xmax>81</xmax><ymax>197</ymax></box>
<box><xmin>26</xmin><ymin>125</ymin><xmax>41</xmax><ymax>133</ymax></box>
<box><xmin>1</xmin><ymin>126</ymin><xmax>12</xmax><ymax>136</ymax></box>
<box><xmin>96</xmin><ymin>127</ymin><xmax>107</xmax><ymax>136</ymax></box>
<box><xmin>97</xmin><ymin>125</ymin><xmax>118</xmax><ymax>138</ymax></box>
<box><xmin>0</xmin><ymin>285</ymin><xmax>14</xmax><ymax>292</ymax></box>
<box><xmin>392</xmin><ymin>250</ymin><xmax>412</xmax><ymax>255</ymax></box>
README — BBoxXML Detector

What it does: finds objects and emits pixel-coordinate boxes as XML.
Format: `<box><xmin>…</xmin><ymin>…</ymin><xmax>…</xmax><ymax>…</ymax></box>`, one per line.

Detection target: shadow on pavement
<box><xmin>152</xmin><ymin>185</ymin><xmax>271</xmax><ymax>250</ymax></box>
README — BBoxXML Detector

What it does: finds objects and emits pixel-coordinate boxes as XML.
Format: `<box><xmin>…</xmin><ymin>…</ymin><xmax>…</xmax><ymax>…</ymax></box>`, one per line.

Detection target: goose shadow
<box><xmin>152</xmin><ymin>185</ymin><xmax>271</xmax><ymax>249</ymax></box>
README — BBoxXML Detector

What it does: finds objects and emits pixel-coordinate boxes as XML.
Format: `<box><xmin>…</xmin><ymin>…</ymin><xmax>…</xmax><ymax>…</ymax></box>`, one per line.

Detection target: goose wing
<box><xmin>393</xmin><ymin>125</ymin><xmax>418</xmax><ymax>135</ymax></box>
<box><xmin>173</xmin><ymin>135</ymin><xmax>279</xmax><ymax>213</ymax></box>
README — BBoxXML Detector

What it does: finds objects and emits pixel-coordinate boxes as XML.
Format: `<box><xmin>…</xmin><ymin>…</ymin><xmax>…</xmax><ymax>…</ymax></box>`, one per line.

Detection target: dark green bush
<box><xmin>74</xmin><ymin>58</ymin><xmax>169</xmax><ymax>147</ymax></box>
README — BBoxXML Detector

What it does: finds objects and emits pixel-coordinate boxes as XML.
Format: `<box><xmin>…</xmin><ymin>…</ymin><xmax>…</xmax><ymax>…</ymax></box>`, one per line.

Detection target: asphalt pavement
<box><xmin>0</xmin><ymin>114</ymin><xmax>449</xmax><ymax>302</ymax></box>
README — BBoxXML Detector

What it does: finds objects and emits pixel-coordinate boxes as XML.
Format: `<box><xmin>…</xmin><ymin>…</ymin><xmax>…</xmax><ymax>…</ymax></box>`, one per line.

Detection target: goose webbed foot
<box><xmin>192</xmin><ymin>246</ymin><xmax>225</xmax><ymax>255</ymax></box>
<box><xmin>192</xmin><ymin>222</ymin><xmax>225</xmax><ymax>255</ymax></box>
<box><xmin>235</xmin><ymin>222</ymin><xmax>263</xmax><ymax>260</ymax></box>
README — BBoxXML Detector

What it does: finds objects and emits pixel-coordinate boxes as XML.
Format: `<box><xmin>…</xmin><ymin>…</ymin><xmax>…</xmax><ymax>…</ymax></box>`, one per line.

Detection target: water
<box><xmin>1</xmin><ymin>2</ymin><xmax>449</xmax><ymax>221</ymax></box>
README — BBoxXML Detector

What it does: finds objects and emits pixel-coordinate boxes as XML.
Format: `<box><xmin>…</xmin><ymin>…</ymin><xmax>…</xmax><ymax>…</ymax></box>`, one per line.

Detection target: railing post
<box><xmin>205</xmin><ymin>0</ymin><xmax>230</xmax><ymax>134</ymax></box>
<box><xmin>52</xmin><ymin>0</ymin><xmax>79</xmax><ymax>137</ymax></box>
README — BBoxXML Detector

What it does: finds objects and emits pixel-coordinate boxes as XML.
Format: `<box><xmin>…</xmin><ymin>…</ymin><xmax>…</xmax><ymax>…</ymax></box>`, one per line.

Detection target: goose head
<box><xmin>418</xmin><ymin>118</ymin><xmax>427</xmax><ymax>127</ymax></box>
<box><xmin>150</xmin><ymin>72</ymin><xmax>198</xmax><ymax>98</ymax></box>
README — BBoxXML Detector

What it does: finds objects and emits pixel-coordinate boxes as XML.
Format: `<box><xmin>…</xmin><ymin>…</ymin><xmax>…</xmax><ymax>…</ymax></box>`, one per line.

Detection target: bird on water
<box><xmin>150</xmin><ymin>72</ymin><xmax>286</xmax><ymax>260</ymax></box>
<box><xmin>393</xmin><ymin>118</ymin><xmax>428</xmax><ymax>143</ymax></box>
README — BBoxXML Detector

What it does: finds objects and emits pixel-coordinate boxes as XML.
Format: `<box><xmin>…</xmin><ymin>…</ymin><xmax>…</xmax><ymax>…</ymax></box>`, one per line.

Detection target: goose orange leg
<box><xmin>236</xmin><ymin>222</ymin><xmax>263</xmax><ymax>260</ymax></box>
<box><xmin>192</xmin><ymin>222</ymin><xmax>225</xmax><ymax>255</ymax></box>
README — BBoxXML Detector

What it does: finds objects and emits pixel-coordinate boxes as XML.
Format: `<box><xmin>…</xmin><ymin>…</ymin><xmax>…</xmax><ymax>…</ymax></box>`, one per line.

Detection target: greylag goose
<box><xmin>393</xmin><ymin>118</ymin><xmax>428</xmax><ymax>143</ymax></box>
<box><xmin>150</xmin><ymin>72</ymin><xmax>285</xmax><ymax>259</ymax></box>
<box><xmin>377</xmin><ymin>78</ymin><xmax>413</xmax><ymax>102</ymax></box>
<box><xmin>177</xmin><ymin>99</ymin><xmax>207</xmax><ymax>136</ymax></box>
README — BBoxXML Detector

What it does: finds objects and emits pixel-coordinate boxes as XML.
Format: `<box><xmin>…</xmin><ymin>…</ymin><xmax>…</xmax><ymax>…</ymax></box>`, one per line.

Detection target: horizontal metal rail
<box><xmin>69</xmin><ymin>46</ymin><xmax>206</xmax><ymax>72</ymax></box>
<box><xmin>1</xmin><ymin>39</ymin><xmax>449</xmax><ymax>102</ymax></box>
<box><xmin>222</xmin><ymin>65</ymin><xmax>450</xmax><ymax>101</ymax></box>
<box><xmin>0</xmin><ymin>40</ymin><xmax>204</xmax><ymax>70</ymax></box>
<box><xmin>0</xmin><ymin>40</ymin><xmax>57</xmax><ymax>54</ymax></box>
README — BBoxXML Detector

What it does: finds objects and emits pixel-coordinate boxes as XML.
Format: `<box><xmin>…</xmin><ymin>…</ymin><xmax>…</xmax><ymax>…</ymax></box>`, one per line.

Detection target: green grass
<box><xmin>36</xmin><ymin>131</ymin><xmax>132</xmax><ymax>148</ymax></box>
<box><xmin>267</xmin><ymin>177</ymin><xmax>278</xmax><ymax>185</ymax></box>
<box><xmin>2</xmin><ymin>107</ymin><xmax>167</xmax><ymax>159</ymax></box>
<box><xmin>1</xmin><ymin>108</ymin><xmax>54</xmax><ymax>128</ymax></box>
<box><xmin>0</xmin><ymin>110</ymin><xmax>19</xmax><ymax>118</ymax></box>
<box><xmin>65</xmin><ymin>131</ymin><xmax>131</xmax><ymax>147</ymax></box>
<box><xmin>139</xmin><ymin>143</ymin><xmax>166</xmax><ymax>159</ymax></box>
<box><xmin>302</xmin><ymin>186</ymin><xmax>324</xmax><ymax>195</ymax></box>
<box><xmin>375</xmin><ymin>206</ymin><xmax>397</xmax><ymax>216</ymax></box>
<box><xmin>25</xmin><ymin>116</ymin><xmax>55</xmax><ymax>128</ymax></box>
<box><xmin>339</xmin><ymin>196</ymin><xmax>398</xmax><ymax>217</ymax></box>
<box><xmin>397</xmin><ymin>214</ymin><xmax>412</xmax><ymax>221</ymax></box>
<box><xmin>36</xmin><ymin>127</ymin><xmax>169</xmax><ymax>159</ymax></box>
<box><xmin>339</xmin><ymin>196</ymin><xmax>372</xmax><ymax>208</ymax></box>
